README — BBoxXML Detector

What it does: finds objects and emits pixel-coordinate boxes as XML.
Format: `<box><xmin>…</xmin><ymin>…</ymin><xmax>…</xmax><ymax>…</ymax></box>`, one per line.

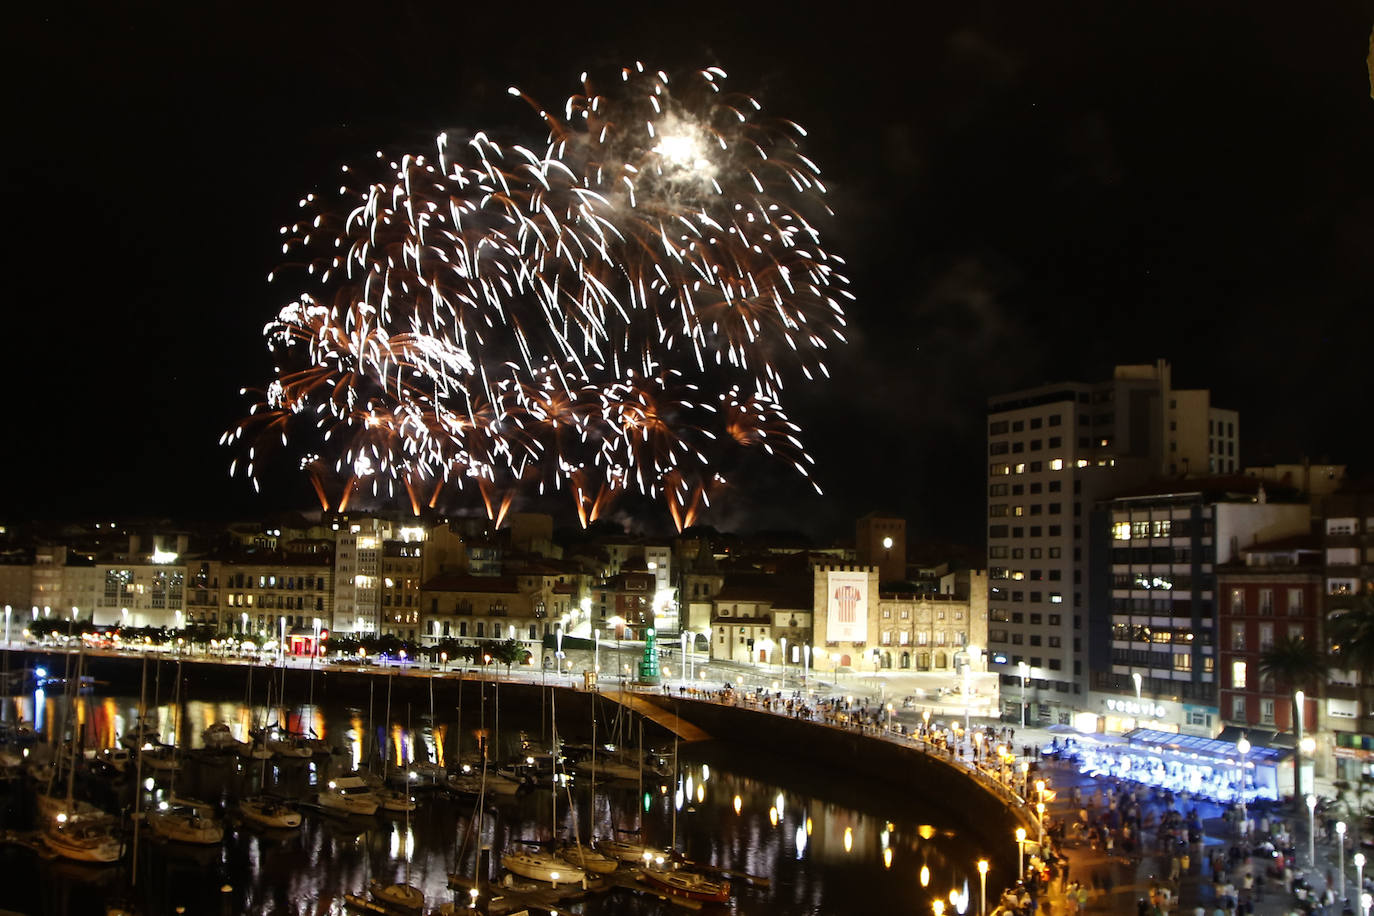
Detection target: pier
<box><xmin>600</xmin><ymin>691</ymin><xmax>712</xmax><ymax>743</ymax></box>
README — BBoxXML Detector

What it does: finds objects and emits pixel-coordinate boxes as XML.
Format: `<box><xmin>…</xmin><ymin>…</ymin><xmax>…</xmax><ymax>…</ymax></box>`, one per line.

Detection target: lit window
<box><xmin>1112</xmin><ymin>521</ymin><xmax>1131</xmax><ymax>541</ymax></box>
<box><xmin>1049</xmin><ymin>458</ymin><xmax>1064</xmax><ymax>471</ymax></box>
<box><xmin>1231</xmin><ymin>660</ymin><xmax>1247</xmax><ymax>689</ymax></box>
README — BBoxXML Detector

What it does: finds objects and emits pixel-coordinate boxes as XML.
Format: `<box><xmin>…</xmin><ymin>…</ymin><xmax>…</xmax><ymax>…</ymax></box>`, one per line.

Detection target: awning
<box><xmin>1124</xmin><ymin>728</ymin><xmax>1292</xmax><ymax>763</ymax></box>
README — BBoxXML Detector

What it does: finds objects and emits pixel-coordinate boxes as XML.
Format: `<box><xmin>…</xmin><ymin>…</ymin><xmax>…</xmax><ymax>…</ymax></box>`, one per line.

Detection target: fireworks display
<box><xmin>226</xmin><ymin>63</ymin><xmax>851</xmax><ymax>530</ymax></box>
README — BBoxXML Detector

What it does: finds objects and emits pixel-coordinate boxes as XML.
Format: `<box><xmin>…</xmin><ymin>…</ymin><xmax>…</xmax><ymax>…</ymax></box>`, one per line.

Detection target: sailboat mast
<box><xmin>131</xmin><ymin>652</ymin><xmax>148</xmax><ymax>886</ymax></box>
<box><xmin>637</xmin><ymin>718</ymin><xmax>644</xmax><ymax>837</ymax></box>
<box><xmin>64</xmin><ymin>651</ymin><xmax>84</xmax><ymax>807</ymax></box>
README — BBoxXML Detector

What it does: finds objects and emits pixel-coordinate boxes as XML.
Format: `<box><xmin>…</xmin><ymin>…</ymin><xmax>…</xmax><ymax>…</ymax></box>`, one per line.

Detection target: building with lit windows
<box><xmin>1089</xmin><ymin>482</ymin><xmax>1310</xmax><ymax>736</ymax></box>
<box><xmin>1215</xmin><ymin>535</ymin><xmax>1322</xmax><ymax>735</ymax></box>
<box><xmin>811</xmin><ymin>564</ymin><xmax>986</xmax><ymax>677</ymax></box>
<box><xmin>185</xmin><ymin>545</ymin><xmax>334</xmax><ymax>640</ymax></box>
<box><xmin>1320</xmin><ymin>483</ymin><xmax>1374</xmax><ymax>780</ymax></box>
<box><xmin>708</xmin><ymin>572</ymin><xmax>812</xmax><ymax>666</ymax></box>
<box><xmin>987</xmin><ymin>360</ymin><xmax>1238</xmax><ymax>727</ymax></box>
<box><xmin>419</xmin><ymin>569</ymin><xmax>571</xmax><ymax>644</ymax></box>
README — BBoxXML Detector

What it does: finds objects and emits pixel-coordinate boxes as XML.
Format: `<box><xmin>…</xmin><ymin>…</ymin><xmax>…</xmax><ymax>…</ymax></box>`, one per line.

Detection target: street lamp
<box><xmin>1295</xmin><ymin>688</ymin><xmax>1307</xmax><ymax>804</ymax></box>
<box><xmin>964</xmin><ymin>646</ymin><xmax>978</xmax><ymax>737</ymax></box>
<box><xmin>593</xmin><ymin>628</ymin><xmax>601</xmax><ymax>674</ymax></box>
<box><xmin>1306</xmin><ymin>794</ymin><xmax>1317</xmax><ymax>868</ymax></box>
<box><xmin>932</xmin><ymin>900</ymin><xmax>945</xmax><ymax>916</ymax></box>
<box><xmin>1336</xmin><ymin>821</ymin><xmax>1347</xmax><ymax>901</ymax></box>
<box><xmin>1015</xmin><ymin>827</ymin><xmax>1027</xmax><ymax>878</ymax></box>
<box><xmin>977</xmin><ymin>859</ymin><xmax>989</xmax><ymax>916</ymax></box>
<box><xmin>608</xmin><ymin>615</ymin><xmax>626</xmax><ymax>687</ymax></box>
<box><xmin>1236</xmin><ymin>736</ymin><xmax>1251</xmax><ymax>836</ymax></box>
<box><xmin>1017</xmin><ymin>661</ymin><xmax>1029</xmax><ymax>728</ymax></box>
<box><xmin>779</xmin><ymin>636</ymin><xmax>788</xmax><ymax>684</ymax></box>
<box><xmin>1353</xmin><ymin>853</ymin><xmax>1366</xmax><ymax>915</ymax></box>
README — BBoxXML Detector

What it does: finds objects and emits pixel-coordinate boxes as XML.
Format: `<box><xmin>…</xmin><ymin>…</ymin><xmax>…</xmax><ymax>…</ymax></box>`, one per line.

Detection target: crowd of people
<box><xmin>673</xmin><ymin>683</ymin><xmax>1370</xmax><ymax>915</ymax></box>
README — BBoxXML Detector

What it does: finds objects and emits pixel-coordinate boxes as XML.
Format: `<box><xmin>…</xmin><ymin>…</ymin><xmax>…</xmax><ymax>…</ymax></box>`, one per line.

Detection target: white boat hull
<box><xmin>43</xmin><ymin>823</ymin><xmax>122</xmax><ymax>863</ymax></box>
<box><xmin>239</xmin><ymin>798</ymin><xmax>302</xmax><ymax>829</ymax></box>
<box><xmin>147</xmin><ymin>811</ymin><xmax>224</xmax><ymax>845</ymax></box>
<box><xmin>502</xmin><ymin>851</ymin><xmax>586</xmax><ymax>887</ymax></box>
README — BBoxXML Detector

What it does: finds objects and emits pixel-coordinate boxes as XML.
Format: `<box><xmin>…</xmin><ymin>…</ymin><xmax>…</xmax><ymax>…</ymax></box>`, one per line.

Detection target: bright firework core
<box><xmin>227</xmin><ymin>63</ymin><xmax>852</xmax><ymax>530</ymax></box>
<box><xmin>653</xmin><ymin>133</ymin><xmax>709</xmax><ymax>170</ymax></box>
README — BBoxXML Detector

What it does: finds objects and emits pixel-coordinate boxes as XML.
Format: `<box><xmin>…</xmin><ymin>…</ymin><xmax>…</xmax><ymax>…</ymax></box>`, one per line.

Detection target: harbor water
<box><xmin>1</xmin><ymin>667</ymin><xmax>993</xmax><ymax>914</ymax></box>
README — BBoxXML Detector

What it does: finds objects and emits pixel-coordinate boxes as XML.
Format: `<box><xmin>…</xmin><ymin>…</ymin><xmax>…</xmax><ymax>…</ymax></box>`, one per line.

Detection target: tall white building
<box><xmin>986</xmin><ymin>359</ymin><xmax>1238</xmax><ymax>726</ymax></box>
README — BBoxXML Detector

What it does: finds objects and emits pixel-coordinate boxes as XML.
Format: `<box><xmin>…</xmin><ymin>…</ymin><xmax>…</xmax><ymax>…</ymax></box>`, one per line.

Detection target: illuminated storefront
<box><xmin>1074</xmin><ymin>727</ymin><xmax>1291</xmax><ymax>802</ymax></box>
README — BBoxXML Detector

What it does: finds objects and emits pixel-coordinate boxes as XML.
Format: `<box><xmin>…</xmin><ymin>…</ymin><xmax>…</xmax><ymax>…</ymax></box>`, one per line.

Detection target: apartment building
<box><xmin>1320</xmin><ymin>484</ymin><xmax>1374</xmax><ymax>781</ymax></box>
<box><xmin>1215</xmin><ymin>536</ymin><xmax>1322</xmax><ymax>734</ymax></box>
<box><xmin>1089</xmin><ymin>485</ymin><xmax>1310</xmax><ymax>736</ymax></box>
<box><xmin>987</xmin><ymin>360</ymin><xmax>1238</xmax><ymax>726</ymax></box>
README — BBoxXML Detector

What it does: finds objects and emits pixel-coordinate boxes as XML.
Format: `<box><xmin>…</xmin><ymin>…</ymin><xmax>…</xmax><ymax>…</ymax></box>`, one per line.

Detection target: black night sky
<box><xmin>5</xmin><ymin>2</ymin><xmax>1373</xmax><ymax>544</ymax></box>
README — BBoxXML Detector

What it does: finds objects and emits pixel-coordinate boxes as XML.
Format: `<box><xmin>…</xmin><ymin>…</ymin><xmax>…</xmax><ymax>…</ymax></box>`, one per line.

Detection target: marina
<box><xmin>0</xmin><ymin>655</ymin><xmax>998</xmax><ymax>915</ymax></box>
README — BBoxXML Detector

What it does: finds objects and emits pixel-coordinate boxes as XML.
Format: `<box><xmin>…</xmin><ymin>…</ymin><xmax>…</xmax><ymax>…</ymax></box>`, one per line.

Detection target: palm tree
<box><xmin>1327</xmin><ymin>595</ymin><xmax>1374</xmax><ymax>681</ymax></box>
<box><xmin>1258</xmin><ymin>635</ymin><xmax>1329</xmax><ymax>730</ymax></box>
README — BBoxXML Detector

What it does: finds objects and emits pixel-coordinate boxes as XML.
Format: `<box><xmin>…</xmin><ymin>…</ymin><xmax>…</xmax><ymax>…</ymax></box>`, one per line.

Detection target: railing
<box><xmin>667</xmin><ymin>686</ymin><xmax>1035</xmax><ymax>821</ymax></box>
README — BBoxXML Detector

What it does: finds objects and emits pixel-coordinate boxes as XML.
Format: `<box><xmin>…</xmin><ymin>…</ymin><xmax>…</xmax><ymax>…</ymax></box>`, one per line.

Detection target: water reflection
<box><xmin>2</xmin><ymin>686</ymin><xmax>992</xmax><ymax>915</ymax></box>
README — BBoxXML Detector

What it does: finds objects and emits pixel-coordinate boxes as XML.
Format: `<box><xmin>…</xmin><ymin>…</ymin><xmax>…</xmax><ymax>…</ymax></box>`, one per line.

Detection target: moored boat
<box><xmin>376</xmin><ymin>787</ymin><xmax>417</xmax><ymax>813</ymax></box>
<box><xmin>596</xmin><ymin>838</ymin><xmax>670</xmax><ymax>864</ymax></box>
<box><xmin>501</xmin><ymin>849</ymin><xmax>586</xmax><ymax>888</ymax></box>
<box><xmin>317</xmin><ymin>775</ymin><xmax>380</xmax><ymax>815</ymax></box>
<box><xmin>43</xmin><ymin>816</ymin><xmax>123</xmax><ymax>863</ymax></box>
<box><xmin>557</xmin><ymin>841</ymin><xmax>618</xmax><ymax>874</ymax></box>
<box><xmin>202</xmin><ymin>722</ymin><xmax>247</xmax><ymax>752</ymax></box>
<box><xmin>365</xmin><ymin>880</ymin><xmax>424</xmax><ymax>914</ymax></box>
<box><xmin>147</xmin><ymin>799</ymin><xmax>224</xmax><ymax>845</ymax></box>
<box><xmin>640</xmin><ymin>866</ymin><xmax>731</xmax><ymax>904</ymax></box>
<box><xmin>238</xmin><ymin>795</ymin><xmax>303</xmax><ymax>830</ymax></box>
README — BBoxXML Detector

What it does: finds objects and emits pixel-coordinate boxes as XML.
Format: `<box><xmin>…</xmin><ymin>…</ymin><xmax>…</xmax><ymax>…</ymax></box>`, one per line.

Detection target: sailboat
<box><xmin>558</xmin><ymin>698</ymin><xmax>616</xmax><ymax>875</ymax></box>
<box><xmin>503</xmin><ymin>687</ymin><xmax>588</xmax><ymax>888</ymax></box>
<box><xmin>36</xmin><ymin>650</ymin><xmax>107</xmax><ymax>825</ymax></box>
<box><xmin>147</xmin><ymin>797</ymin><xmax>224</xmax><ymax>845</ymax></box>
<box><xmin>596</xmin><ymin>717</ymin><xmax>670</xmax><ymax>865</ymax></box>
<box><xmin>361</xmin><ymin>715</ymin><xmax>424</xmax><ymax>916</ymax></box>
<box><xmin>43</xmin><ymin>813</ymin><xmax>123</xmax><ymax>864</ymax></box>
<box><xmin>145</xmin><ymin>659</ymin><xmax>225</xmax><ymax>845</ymax></box>
<box><xmin>374</xmin><ymin>673</ymin><xmax>418</xmax><ymax>812</ymax></box>
<box><xmin>317</xmin><ymin>775</ymin><xmax>381</xmax><ymax>815</ymax></box>
<box><xmin>237</xmin><ymin>666</ymin><xmax>274</xmax><ymax>761</ymax></box>
<box><xmin>238</xmin><ymin>670</ymin><xmax>303</xmax><ymax>832</ymax></box>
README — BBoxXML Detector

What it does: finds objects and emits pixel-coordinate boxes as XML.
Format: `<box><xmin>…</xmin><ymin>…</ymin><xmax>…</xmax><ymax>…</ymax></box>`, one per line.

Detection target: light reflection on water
<box><xmin>2</xmin><ymin>686</ymin><xmax>990</xmax><ymax>915</ymax></box>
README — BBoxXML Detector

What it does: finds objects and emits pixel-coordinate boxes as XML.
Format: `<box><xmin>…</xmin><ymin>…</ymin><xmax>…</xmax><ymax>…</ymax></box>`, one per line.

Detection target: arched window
<box><xmin>935</xmin><ymin>651</ymin><xmax>947</xmax><ymax>668</ymax></box>
<box><xmin>918</xmin><ymin>651</ymin><xmax>930</xmax><ymax>670</ymax></box>
<box><xmin>900</xmin><ymin>651</ymin><xmax>911</xmax><ymax>669</ymax></box>
<box><xmin>882</xmin><ymin>651</ymin><xmax>892</xmax><ymax>669</ymax></box>
<box><xmin>840</xmin><ymin>654</ymin><xmax>852</xmax><ymax>667</ymax></box>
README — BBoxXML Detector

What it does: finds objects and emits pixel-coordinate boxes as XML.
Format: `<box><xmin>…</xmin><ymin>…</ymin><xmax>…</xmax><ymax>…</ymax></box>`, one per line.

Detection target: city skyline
<box><xmin>6</xmin><ymin>4</ymin><xmax>1372</xmax><ymax>542</ymax></box>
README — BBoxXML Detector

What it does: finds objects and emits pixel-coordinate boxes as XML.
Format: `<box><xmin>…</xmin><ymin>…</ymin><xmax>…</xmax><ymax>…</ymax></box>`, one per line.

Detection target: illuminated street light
<box><xmin>1336</xmin><ymin>821</ymin><xmax>1347</xmax><ymax>901</ymax></box>
<box><xmin>1017</xmin><ymin>661</ymin><xmax>1029</xmax><ymax>728</ymax></box>
<box><xmin>1015</xmin><ymin>827</ymin><xmax>1026</xmax><ymax>878</ymax></box>
<box><xmin>1236</xmin><ymin>736</ymin><xmax>1251</xmax><ymax>836</ymax></box>
<box><xmin>1306</xmin><ymin>794</ymin><xmax>1317</xmax><ymax>867</ymax></box>
<box><xmin>1295</xmin><ymin>689</ymin><xmax>1307</xmax><ymax>802</ymax></box>
<box><xmin>977</xmin><ymin>859</ymin><xmax>989</xmax><ymax>916</ymax></box>
<box><xmin>1353</xmin><ymin>853</ymin><xmax>1365</xmax><ymax>915</ymax></box>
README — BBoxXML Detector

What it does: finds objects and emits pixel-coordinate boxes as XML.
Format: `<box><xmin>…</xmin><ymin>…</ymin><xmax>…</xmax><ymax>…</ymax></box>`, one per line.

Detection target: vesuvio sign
<box><xmin>1105</xmin><ymin>697</ymin><xmax>1168</xmax><ymax>718</ymax></box>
